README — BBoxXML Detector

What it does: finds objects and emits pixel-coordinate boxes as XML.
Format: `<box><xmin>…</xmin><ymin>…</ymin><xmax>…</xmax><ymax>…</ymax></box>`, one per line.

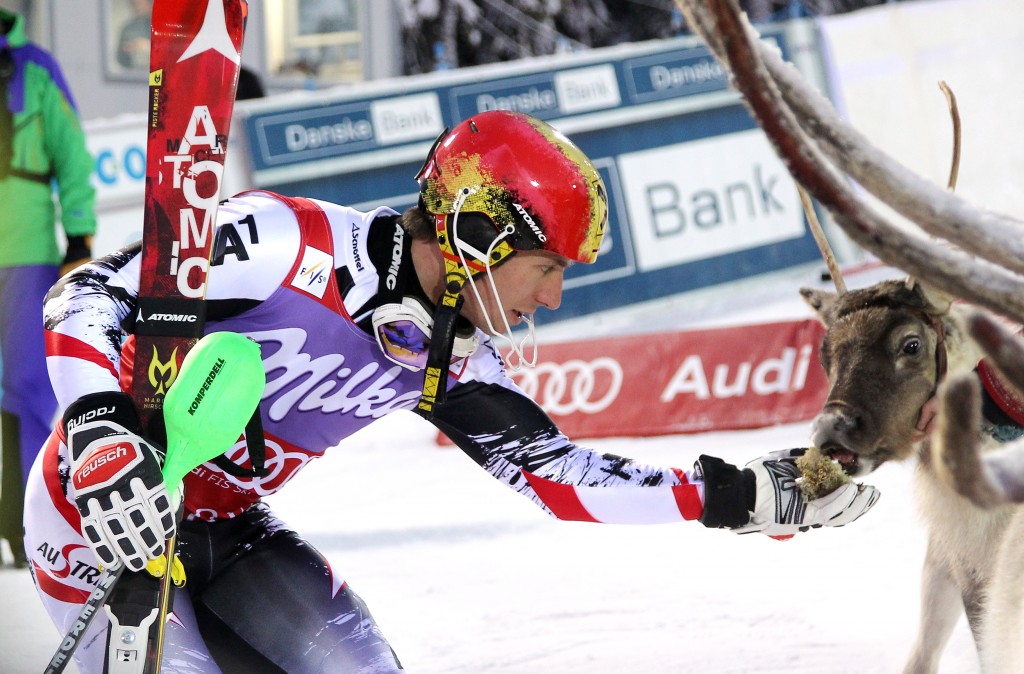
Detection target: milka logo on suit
<box><xmin>247</xmin><ymin>328</ymin><xmax>421</xmax><ymax>421</ymax></box>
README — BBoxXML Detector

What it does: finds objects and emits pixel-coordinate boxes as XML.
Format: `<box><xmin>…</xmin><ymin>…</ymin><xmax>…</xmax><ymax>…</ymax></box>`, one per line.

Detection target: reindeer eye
<box><xmin>902</xmin><ymin>338</ymin><xmax>922</xmax><ymax>355</ymax></box>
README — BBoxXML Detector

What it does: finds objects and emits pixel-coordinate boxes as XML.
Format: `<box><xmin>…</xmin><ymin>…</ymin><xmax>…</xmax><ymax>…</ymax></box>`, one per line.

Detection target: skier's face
<box><xmin>460</xmin><ymin>250</ymin><xmax>569</xmax><ymax>333</ymax></box>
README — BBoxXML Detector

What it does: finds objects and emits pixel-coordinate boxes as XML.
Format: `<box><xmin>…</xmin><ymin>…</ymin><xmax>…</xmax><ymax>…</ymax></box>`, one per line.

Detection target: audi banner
<box><xmin>466</xmin><ymin>319</ymin><xmax>829</xmax><ymax>440</ymax></box>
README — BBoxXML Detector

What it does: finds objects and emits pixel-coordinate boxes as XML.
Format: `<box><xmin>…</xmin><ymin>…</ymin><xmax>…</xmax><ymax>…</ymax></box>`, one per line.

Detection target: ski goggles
<box><xmin>372</xmin><ymin>297</ymin><xmax>478</xmax><ymax>371</ymax></box>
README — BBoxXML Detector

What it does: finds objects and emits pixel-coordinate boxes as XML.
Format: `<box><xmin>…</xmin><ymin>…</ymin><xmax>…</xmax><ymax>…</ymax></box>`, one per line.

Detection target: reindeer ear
<box><xmin>907</xmin><ymin>277</ymin><xmax>955</xmax><ymax>314</ymax></box>
<box><xmin>800</xmin><ymin>287</ymin><xmax>838</xmax><ymax>325</ymax></box>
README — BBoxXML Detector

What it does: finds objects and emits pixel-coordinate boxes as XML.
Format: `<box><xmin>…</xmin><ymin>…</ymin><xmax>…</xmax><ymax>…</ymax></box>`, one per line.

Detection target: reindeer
<box><xmin>801</xmin><ymin>278</ymin><xmax>1018</xmax><ymax>674</ymax></box>
<box><xmin>670</xmin><ymin>1</ymin><xmax>1024</xmax><ymax>671</ymax></box>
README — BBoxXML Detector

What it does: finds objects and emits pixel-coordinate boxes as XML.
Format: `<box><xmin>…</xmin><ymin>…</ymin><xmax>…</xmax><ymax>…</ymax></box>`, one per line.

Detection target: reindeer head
<box><xmin>803</xmin><ymin>280</ymin><xmax>953</xmax><ymax>476</ymax></box>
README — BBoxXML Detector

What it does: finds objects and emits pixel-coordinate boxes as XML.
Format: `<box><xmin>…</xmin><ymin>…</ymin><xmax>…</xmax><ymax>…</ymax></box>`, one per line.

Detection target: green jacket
<box><xmin>0</xmin><ymin>8</ymin><xmax>96</xmax><ymax>267</ymax></box>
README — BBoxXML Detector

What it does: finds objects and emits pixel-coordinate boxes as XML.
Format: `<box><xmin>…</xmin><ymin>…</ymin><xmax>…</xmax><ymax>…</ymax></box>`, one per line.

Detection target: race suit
<box><xmin>25</xmin><ymin>192</ymin><xmax>704</xmax><ymax>673</ymax></box>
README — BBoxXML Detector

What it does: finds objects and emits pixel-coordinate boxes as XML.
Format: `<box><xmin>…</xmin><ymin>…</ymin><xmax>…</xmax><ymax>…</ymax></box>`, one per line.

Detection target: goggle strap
<box><xmin>415</xmin><ymin>289</ymin><xmax>463</xmax><ymax>419</ymax></box>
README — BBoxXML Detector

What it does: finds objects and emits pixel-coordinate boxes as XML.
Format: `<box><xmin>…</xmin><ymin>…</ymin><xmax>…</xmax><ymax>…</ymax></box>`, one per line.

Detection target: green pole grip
<box><xmin>160</xmin><ymin>332</ymin><xmax>266</xmax><ymax>492</ymax></box>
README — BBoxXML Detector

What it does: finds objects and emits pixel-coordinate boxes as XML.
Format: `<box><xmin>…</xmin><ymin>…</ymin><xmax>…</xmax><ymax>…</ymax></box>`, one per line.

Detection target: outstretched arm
<box><xmin>432</xmin><ymin>380</ymin><xmax>880</xmax><ymax>535</ymax></box>
<box><xmin>432</xmin><ymin>380</ymin><xmax>703</xmax><ymax>524</ymax></box>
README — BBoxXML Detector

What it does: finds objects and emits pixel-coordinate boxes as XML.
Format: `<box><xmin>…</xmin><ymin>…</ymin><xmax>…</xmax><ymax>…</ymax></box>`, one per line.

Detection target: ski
<box><xmin>109</xmin><ymin>2</ymin><xmax>247</xmax><ymax>673</ymax></box>
<box><xmin>44</xmin><ymin>332</ymin><xmax>265</xmax><ymax>674</ymax></box>
<box><xmin>45</xmin><ymin>566</ymin><xmax>124</xmax><ymax>674</ymax></box>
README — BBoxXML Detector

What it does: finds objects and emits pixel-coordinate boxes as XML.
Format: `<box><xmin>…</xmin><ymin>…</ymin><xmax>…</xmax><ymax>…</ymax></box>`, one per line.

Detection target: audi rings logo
<box><xmin>513</xmin><ymin>357</ymin><xmax>623</xmax><ymax>415</ymax></box>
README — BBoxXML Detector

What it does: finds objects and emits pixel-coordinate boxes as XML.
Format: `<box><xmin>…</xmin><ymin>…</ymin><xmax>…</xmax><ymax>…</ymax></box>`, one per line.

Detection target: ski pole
<box><xmin>43</xmin><ymin>331</ymin><xmax>265</xmax><ymax>674</ymax></box>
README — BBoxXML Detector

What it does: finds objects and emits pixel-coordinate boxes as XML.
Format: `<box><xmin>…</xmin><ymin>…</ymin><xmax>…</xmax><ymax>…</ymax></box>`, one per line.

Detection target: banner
<box><xmin>238</xmin><ymin>25</ymin><xmax>827</xmax><ymax>324</ymax></box>
<box><xmin>442</xmin><ymin>319</ymin><xmax>828</xmax><ymax>443</ymax></box>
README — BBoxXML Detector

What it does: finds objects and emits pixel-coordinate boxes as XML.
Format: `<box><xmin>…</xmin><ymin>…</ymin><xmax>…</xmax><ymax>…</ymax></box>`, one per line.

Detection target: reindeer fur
<box><xmin>667</xmin><ymin>2</ymin><xmax>1024</xmax><ymax>670</ymax></box>
<box><xmin>803</xmin><ymin>280</ymin><xmax>1020</xmax><ymax>674</ymax></box>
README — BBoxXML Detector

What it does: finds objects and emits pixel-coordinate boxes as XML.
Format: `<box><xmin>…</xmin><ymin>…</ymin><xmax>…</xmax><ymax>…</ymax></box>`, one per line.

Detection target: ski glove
<box><xmin>65</xmin><ymin>392</ymin><xmax>175</xmax><ymax>572</ymax></box>
<box><xmin>696</xmin><ymin>450</ymin><xmax>880</xmax><ymax>539</ymax></box>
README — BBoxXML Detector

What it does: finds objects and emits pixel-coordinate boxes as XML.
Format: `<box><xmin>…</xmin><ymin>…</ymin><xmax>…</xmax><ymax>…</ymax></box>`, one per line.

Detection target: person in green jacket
<box><xmin>0</xmin><ymin>7</ymin><xmax>95</xmax><ymax>568</ymax></box>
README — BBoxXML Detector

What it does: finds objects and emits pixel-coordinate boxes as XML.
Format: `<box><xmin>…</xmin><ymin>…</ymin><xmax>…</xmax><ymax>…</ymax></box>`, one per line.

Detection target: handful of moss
<box><xmin>795</xmin><ymin>446</ymin><xmax>852</xmax><ymax>499</ymax></box>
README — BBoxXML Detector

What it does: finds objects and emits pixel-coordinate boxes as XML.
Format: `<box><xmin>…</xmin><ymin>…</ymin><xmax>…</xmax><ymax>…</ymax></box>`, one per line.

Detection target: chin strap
<box><xmin>416</xmin><ymin>189</ymin><xmax>475</xmax><ymax>419</ymax></box>
<box><xmin>457</xmin><ymin>226</ymin><xmax>538</xmax><ymax>372</ymax></box>
<box><xmin>417</xmin><ymin>186</ymin><xmax>547</xmax><ymax>418</ymax></box>
<box><xmin>416</xmin><ymin>277</ymin><xmax>464</xmax><ymax>419</ymax></box>
<box><xmin>447</xmin><ymin>187</ymin><xmax>538</xmax><ymax>372</ymax></box>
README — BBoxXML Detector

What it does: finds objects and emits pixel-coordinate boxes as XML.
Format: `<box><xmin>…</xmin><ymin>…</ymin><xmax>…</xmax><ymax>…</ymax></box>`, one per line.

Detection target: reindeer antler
<box><xmin>746</xmin><ymin>22</ymin><xmax>1024</xmax><ymax>277</ymax></box>
<box><xmin>903</xmin><ymin>81</ymin><xmax>962</xmax><ymax>294</ymax></box>
<box><xmin>799</xmin><ymin>80</ymin><xmax>959</xmax><ymax>297</ymax></box>
<box><xmin>798</xmin><ymin>183</ymin><xmax>846</xmax><ymax>294</ymax></box>
<box><xmin>938</xmin><ymin>80</ymin><xmax>961</xmax><ymax>193</ymax></box>
<box><xmin>673</xmin><ymin>0</ymin><xmax>1024</xmax><ymax>324</ymax></box>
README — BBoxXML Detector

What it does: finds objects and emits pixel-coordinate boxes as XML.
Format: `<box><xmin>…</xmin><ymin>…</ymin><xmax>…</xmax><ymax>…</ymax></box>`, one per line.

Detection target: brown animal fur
<box><xmin>803</xmin><ymin>279</ymin><xmax>1022</xmax><ymax>674</ymax></box>
<box><xmin>663</xmin><ymin>3</ymin><xmax>1024</xmax><ymax>670</ymax></box>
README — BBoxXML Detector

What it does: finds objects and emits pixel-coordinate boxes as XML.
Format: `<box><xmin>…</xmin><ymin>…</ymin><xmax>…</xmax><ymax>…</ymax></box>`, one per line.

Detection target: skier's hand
<box><xmin>696</xmin><ymin>450</ymin><xmax>880</xmax><ymax>539</ymax></box>
<box><xmin>65</xmin><ymin>392</ymin><xmax>175</xmax><ymax>571</ymax></box>
<box><xmin>738</xmin><ymin>449</ymin><xmax>880</xmax><ymax>538</ymax></box>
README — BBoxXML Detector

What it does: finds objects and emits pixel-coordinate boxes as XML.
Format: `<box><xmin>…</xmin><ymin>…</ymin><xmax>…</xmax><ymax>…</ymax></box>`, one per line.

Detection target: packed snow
<box><xmin>2</xmin><ymin>263</ymin><xmax>984</xmax><ymax>673</ymax></box>
<box><xmin>3</xmin><ymin>408</ymin><xmax>980</xmax><ymax>673</ymax></box>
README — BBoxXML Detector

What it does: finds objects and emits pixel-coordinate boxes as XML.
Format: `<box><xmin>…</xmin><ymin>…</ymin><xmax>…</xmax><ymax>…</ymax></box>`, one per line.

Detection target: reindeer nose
<box><xmin>812</xmin><ymin>406</ymin><xmax>861</xmax><ymax>450</ymax></box>
<box><xmin>825</xmin><ymin>410</ymin><xmax>861</xmax><ymax>434</ymax></box>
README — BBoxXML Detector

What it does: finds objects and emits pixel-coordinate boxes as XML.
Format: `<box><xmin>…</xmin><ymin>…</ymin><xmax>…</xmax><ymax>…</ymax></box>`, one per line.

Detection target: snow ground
<box><xmin>2</xmin><ymin>414</ymin><xmax>980</xmax><ymax>674</ymax></box>
<box><xmin>0</xmin><ymin>263</ymin><xmax>982</xmax><ymax>673</ymax></box>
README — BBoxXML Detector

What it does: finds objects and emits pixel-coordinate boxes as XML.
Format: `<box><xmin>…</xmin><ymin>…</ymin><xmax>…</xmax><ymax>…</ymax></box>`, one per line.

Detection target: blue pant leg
<box><xmin>0</xmin><ymin>264</ymin><xmax>59</xmax><ymax>485</ymax></box>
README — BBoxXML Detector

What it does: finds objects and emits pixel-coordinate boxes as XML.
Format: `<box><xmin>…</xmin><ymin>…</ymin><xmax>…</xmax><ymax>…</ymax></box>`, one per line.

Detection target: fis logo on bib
<box><xmin>291</xmin><ymin>246</ymin><xmax>332</xmax><ymax>299</ymax></box>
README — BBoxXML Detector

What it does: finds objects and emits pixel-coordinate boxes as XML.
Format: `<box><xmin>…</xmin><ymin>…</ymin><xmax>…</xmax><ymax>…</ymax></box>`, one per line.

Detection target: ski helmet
<box><xmin>416</xmin><ymin>111</ymin><xmax>608</xmax><ymax>272</ymax></box>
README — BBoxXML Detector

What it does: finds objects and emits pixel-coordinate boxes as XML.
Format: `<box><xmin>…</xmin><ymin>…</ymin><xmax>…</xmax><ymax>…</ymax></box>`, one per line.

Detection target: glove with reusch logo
<box><xmin>65</xmin><ymin>391</ymin><xmax>175</xmax><ymax>572</ymax></box>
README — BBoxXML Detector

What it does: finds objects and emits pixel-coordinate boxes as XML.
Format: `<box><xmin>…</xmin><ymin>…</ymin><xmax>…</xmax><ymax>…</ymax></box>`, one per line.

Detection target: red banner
<box><xmin>442</xmin><ymin>319</ymin><xmax>828</xmax><ymax>442</ymax></box>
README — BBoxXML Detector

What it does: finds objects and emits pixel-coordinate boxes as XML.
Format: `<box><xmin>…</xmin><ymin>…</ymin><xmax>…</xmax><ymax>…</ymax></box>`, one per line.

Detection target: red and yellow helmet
<box><xmin>417</xmin><ymin>111</ymin><xmax>608</xmax><ymax>271</ymax></box>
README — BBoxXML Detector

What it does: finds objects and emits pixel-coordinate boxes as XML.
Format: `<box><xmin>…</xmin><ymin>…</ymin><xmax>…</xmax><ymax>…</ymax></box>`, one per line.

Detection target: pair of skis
<box><xmin>45</xmin><ymin>2</ymin><xmax>250</xmax><ymax>673</ymax></box>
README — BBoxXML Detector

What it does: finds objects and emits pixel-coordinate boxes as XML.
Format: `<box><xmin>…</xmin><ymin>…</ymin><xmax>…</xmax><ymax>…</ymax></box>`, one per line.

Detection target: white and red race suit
<box><xmin>25</xmin><ymin>191</ymin><xmax>704</xmax><ymax>673</ymax></box>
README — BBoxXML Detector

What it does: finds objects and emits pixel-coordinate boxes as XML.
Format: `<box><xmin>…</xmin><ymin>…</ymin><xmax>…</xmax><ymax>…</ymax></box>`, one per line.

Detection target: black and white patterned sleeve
<box><xmin>432</xmin><ymin>351</ymin><xmax>705</xmax><ymax>525</ymax></box>
<box><xmin>43</xmin><ymin>245</ymin><xmax>142</xmax><ymax>409</ymax></box>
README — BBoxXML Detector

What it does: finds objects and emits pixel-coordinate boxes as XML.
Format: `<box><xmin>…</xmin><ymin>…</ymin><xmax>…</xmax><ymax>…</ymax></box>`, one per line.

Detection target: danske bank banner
<box><xmin>237</xmin><ymin>24</ymin><xmax>827</xmax><ymax>323</ymax></box>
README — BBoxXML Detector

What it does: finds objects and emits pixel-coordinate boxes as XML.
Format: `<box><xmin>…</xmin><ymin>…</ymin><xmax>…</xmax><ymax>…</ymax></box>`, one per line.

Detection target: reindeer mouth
<box><xmin>824</xmin><ymin>448</ymin><xmax>860</xmax><ymax>475</ymax></box>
